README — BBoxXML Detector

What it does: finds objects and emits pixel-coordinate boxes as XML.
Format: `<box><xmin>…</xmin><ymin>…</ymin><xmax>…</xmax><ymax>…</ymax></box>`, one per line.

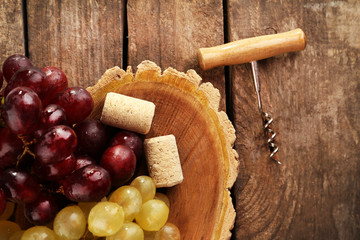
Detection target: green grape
<box><xmin>78</xmin><ymin>197</ymin><xmax>107</xmax><ymax>219</ymax></box>
<box><xmin>21</xmin><ymin>226</ymin><xmax>57</xmax><ymax>240</ymax></box>
<box><xmin>154</xmin><ymin>193</ymin><xmax>170</xmax><ymax>209</ymax></box>
<box><xmin>106</xmin><ymin>222</ymin><xmax>144</xmax><ymax>240</ymax></box>
<box><xmin>109</xmin><ymin>186</ymin><xmax>142</xmax><ymax>221</ymax></box>
<box><xmin>9</xmin><ymin>230</ymin><xmax>24</xmax><ymax>240</ymax></box>
<box><xmin>88</xmin><ymin>201</ymin><xmax>124</xmax><ymax>237</ymax></box>
<box><xmin>78</xmin><ymin>202</ymin><xmax>97</xmax><ymax>219</ymax></box>
<box><xmin>130</xmin><ymin>176</ymin><xmax>156</xmax><ymax>203</ymax></box>
<box><xmin>154</xmin><ymin>223</ymin><xmax>180</xmax><ymax>240</ymax></box>
<box><xmin>53</xmin><ymin>205</ymin><xmax>86</xmax><ymax>240</ymax></box>
<box><xmin>0</xmin><ymin>202</ymin><xmax>15</xmax><ymax>220</ymax></box>
<box><xmin>135</xmin><ymin>199</ymin><xmax>169</xmax><ymax>231</ymax></box>
<box><xmin>0</xmin><ymin>220</ymin><xmax>21</xmax><ymax>239</ymax></box>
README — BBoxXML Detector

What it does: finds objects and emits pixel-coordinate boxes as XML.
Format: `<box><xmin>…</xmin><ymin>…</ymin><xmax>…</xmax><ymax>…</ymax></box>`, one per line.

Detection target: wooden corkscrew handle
<box><xmin>198</xmin><ymin>28</ymin><xmax>306</xmax><ymax>70</ymax></box>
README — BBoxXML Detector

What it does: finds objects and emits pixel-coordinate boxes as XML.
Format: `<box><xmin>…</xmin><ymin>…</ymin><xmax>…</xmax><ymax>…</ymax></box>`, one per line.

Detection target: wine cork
<box><xmin>144</xmin><ymin>135</ymin><xmax>183</xmax><ymax>187</ymax></box>
<box><xmin>100</xmin><ymin>92</ymin><xmax>155</xmax><ymax>134</ymax></box>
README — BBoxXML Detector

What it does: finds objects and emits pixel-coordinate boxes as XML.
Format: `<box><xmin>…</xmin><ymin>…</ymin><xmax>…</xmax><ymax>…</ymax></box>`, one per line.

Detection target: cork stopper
<box><xmin>100</xmin><ymin>92</ymin><xmax>155</xmax><ymax>134</ymax></box>
<box><xmin>144</xmin><ymin>134</ymin><xmax>183</xmax><ymax>188</ymax></box>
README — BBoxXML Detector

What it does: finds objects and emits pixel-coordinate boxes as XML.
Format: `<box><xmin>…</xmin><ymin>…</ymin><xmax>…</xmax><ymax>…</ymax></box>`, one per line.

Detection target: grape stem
<box><xmin>16</xmin><ymin>135</ymin><xmax>37</xmax><ymax>167</ymax></box>
<box><xmin>56</xmin><ymin>185</ymin><xmax>65</xmax><ymax>195</ymax></box>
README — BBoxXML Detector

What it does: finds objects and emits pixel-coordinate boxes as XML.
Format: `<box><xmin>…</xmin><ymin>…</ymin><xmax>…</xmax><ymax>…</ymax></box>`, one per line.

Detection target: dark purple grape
<box><xmin>24</xmin><ymin>191</ymin><xmax>60</xmax><ymax>225</ymax></box>
<box><xmin>41</xmin><ymin>66</ymin><xmax>68</xmax><ymax>106</ymax></box>
<box><xmin>2</xmin><ymin>54</ymin><xmax>32</xmax><ymax>82</ymax></box>
<box><xmin>109</xmin><ymin>130</ymin><xmax>143</xmax><ymax>160</ymax></box>
<box><xmin>33</xmin><ymin>104</ymin><xmax>67</xmax><ymax>138</ymax></box>
<box><xmin>2</xmin><ymin>87</ymin><xmax>42</xmax><ymax>135</ymax></box>
<box><xmin>0</xmin><ymin>168</ymin><xmax>40</xmax><ymax>203</ymax></box>
<box><xmin>33</xmin><ymin>154</ymin><xmax>76</xmax><ymax>181</ymax></box>
<box><xmin>74</xmin><ymin>155</ymin><xmax>96</xmax><ymax>171</ymax></box>
<box><xmin>0</xmin><ymin>127</ymin><xmax>23</xmax><ymax>168</ymax></box>
<box><xmin>0</xmin><ymin>188</ymin><xmax>6</xmax><ymax>216</ymax></box>
<box><xmin>51</xmin><ymin>87</ymin><xmax>94</xmax><ymax>125</ymax></box>
<box><xmin>4</xmin><ymin>66</ymin><xmax>47</xmax><ymax>99</ymax></box>
<box><xmin>73</xmin><ymin>119</ymin><xmax>109</xmax><ymax>158</ymax></box>
<box><xmin>100</xmin><ymin>145</ymin><xmax>136</xmax><ymax>186</ymax></box>
<box><xmin>0</xmin><ymin>69</ymin><xmax>3</xmax><ymax>89</ymax></box>
<box><xmin>34</xmin><ymin>125</ymin><xmax>77</xmax><ymax>165</ymax></box>
<box><xmin>61</xmin><ymin>164</ymin><xmax>111</xmax><ymax>202</ymax></box>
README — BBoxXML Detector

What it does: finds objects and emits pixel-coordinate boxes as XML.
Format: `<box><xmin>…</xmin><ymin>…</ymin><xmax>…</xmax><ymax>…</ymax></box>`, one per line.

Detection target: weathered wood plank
<box><xmin>127</xmin><ymin>0</ymin><xmax>226</xmax><ymax>110</ymax></box>
<box><xmin>0</xmin><ymin>1</ymin><xmax>25</xmax><ymax>66</ymax></box>
<box><xmin>26</xmin><ymin>0</ymin><xmax>125</xmax><ymax>87</ymax></box>
<box><xmin>229</xmin><ymin>0</ymin><xmax>360</xmax><ymax>239</ymax></box>
<box><xmin>127</xmin><ymin>1</ymin><xmax>230</xmax><ymax>239</ymax></box>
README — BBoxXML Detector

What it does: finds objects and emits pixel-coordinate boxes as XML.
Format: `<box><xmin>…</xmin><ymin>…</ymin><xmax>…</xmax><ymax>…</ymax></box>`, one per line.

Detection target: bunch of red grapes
<box><xmin>0</xmin><ymin>54</ymin><xmax>143</xmax><ymax>226</ymax></box>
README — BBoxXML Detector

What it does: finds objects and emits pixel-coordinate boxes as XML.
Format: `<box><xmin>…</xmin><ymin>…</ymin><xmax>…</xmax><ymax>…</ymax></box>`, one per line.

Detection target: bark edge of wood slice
<box><xmin>87</xmin><ymin>60</ymin><xmax>239</xmax><ymax>240</ymax></box>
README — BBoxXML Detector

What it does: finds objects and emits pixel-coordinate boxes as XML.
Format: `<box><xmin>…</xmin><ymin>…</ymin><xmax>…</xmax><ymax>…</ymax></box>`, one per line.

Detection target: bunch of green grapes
<box><xmin>0</xmin><ymin>176</ymin><xmax>180</xmax><ymax>240</ymax></box>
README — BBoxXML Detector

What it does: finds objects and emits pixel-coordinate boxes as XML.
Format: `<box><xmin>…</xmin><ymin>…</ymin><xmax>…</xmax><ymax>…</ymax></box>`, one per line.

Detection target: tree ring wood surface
<box><xmin>87</xmin><ymin>60</ymin><xmax>239</xmax><ymax>240</ymax></box>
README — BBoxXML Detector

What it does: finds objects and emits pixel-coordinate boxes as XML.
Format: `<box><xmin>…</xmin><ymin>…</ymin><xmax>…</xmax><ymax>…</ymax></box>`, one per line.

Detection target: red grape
<box><xmin>73</xmin><ymin>119</ymin><xmax>109</xmax><ymax>158</ymax></box>
<box><xmin>2</xmin><ymin>54</ymin><xmax>32</xmax><ymax>82</ymax></box>
<box><xmin>24</xmin><ymin>191</ymin><xmax>60</xmax><ymax>225</ymax></box>
<box><xmin>4</xmin><ymin>66</ymin><xmax>47</xmax><ymax>99</ymax></box>
<box><xmin>109</xmin><ymin>130</ymin><xmax>143</xmax><ymax>159</ymax></box>
<box><xmin>42</xmin><ymin>104</ymin><xmax>67</xmax><ymax>127</ymax></box>
<box><xmin>74</xmin><ymin>155</ymin><xmax>96</xmax><ymax>171</ymax></box>
<box><xmin>1</xmin><ymin>168</ymin><xmax>40</xmax><ymax>203</ymax></box>
<box><xmin>33</xmin><ymin>104</ymin><xmax>67</xmax><ymax>138</ymax></box>
<box><xmin>51</xmin><ymin>87</ymin><xmax>94</xmax><ymax>125</ymax></box>
<box><xmin>0</xmin><ymin>127</ymin><xmax>23</xmax><ymax>168</ymax></box>
<box><xmin>2</xmin><ymin>87</ymin><xmax>42</xmax><ymax>135</ymax></box>
<box><xmin>0</xmin><ymin>188</ymin><xmax>6</xmax><ymax>216</ymax></box>
<box><xmin>61</xmin><ymin>164</ymin><xmax>111</xmax><ymax>202</ymax></box>
<box><xmin>41</xmin><ymin>66</ymin><xmax>68</xmax><ymax>106</ymax></box>
<box><xmin>34</xmin><ymin>125</ymin><xmax>77</xmax><ymax>165</ymax></box>
<box><xmin>33</xmin><ymin>154</ymin><xmax>76</xmax><ymax>182</ymax></box>
<box><xmin>100</xmin><ymin>145</ymin><xmax>136</xmax><ymax>186</ymax></box>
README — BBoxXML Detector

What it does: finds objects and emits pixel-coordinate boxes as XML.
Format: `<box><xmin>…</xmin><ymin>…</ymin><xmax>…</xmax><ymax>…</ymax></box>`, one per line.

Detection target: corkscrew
<box><xmin>251</xmin><ymin>60</ymin><xmax>280</xmax><ymax>164</ymax></box>
<box><xmin>197</xmin><ymin>28</ymin><xmax>306</xmax><ymax>164</ymax></box>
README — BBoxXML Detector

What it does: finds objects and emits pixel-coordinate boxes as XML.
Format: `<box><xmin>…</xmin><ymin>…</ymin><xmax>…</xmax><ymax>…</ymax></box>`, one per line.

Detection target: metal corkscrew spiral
<box><xmin>251</xmin><ymin>61</ymin><xmax>281</xmax><ymax>164</ymax></box>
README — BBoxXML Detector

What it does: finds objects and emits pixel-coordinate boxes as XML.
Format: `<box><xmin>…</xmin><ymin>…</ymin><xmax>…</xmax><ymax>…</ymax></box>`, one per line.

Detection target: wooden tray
<box><xmin>87</xmin><ymin>60</ymin><xmax>239</xmax><ymax>240</ymax></box>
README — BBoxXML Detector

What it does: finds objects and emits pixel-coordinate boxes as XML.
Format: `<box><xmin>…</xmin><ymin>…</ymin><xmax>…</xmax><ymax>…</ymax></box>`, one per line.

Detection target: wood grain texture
<box><xmin>127</xmin><ymin>0</ymin><xmax>227</xmax><ymax>109</ymax></box>
<box><xmin>229</xmin><ymin>0</ymin><xmax>360</xmax><ymax>239</ymax></box>
<box><xmin>87</xmin><ymin>61</ymin><xmax>238</xmax><ymax>239</ymax></box>
<box><xmin>0</xmin><ymin>0</ymin><xmax>358</xmax><ymax>238</ymax></box>
<box><xmin>26</xmin><ymin>0</ymin><xmax>125</xmax><ymax>87</ymax></box>
<box><xmin>0</xmin><ymin>1</ymin><xmax>25</xmax><ymax>65</ymax></box>
<box><xmin>198</xmin><ymin>28</ymin><xmax>306</xmax><ymax>70</ymax></box>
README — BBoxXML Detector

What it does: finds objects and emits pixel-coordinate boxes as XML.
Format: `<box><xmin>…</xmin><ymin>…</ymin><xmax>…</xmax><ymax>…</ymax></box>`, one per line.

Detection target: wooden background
<box><xmin>1</xmin><ymin>0</ymin><xmax>359</xmax><ymax>239</ymax></box>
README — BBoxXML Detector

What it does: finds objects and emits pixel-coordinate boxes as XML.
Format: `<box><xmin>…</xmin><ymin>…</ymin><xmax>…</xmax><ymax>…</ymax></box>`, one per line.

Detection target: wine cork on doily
<box><xmin>144</xmin><ymin>134</ymin><xmax>183</xmax><ymax>187</ymax></box>
<box><xmin>100</xmin><ymin>92</ymin><xmax>155</xmax><ymax>134</ymax></box>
